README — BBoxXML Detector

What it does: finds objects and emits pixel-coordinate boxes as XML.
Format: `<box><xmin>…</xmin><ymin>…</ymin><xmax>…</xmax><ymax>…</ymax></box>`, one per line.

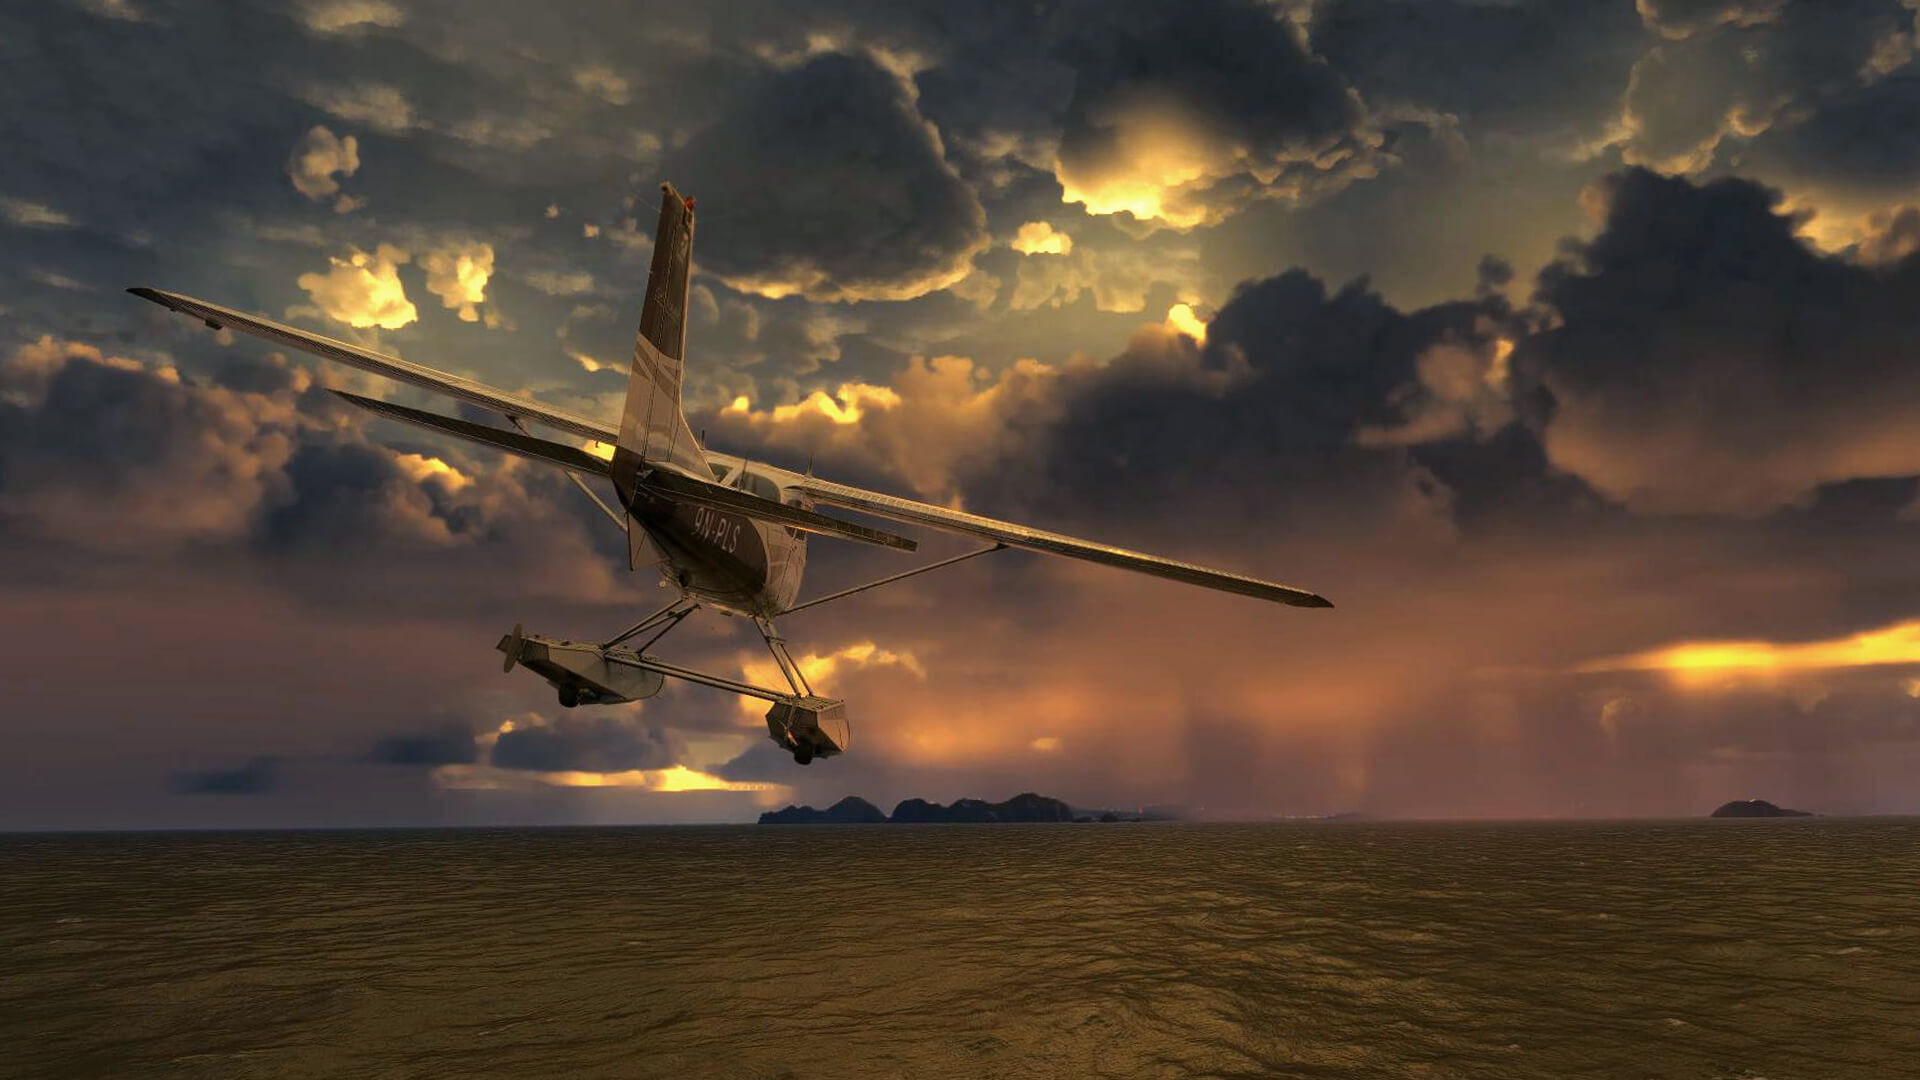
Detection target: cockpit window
<box><xmin>708</xmin><ymin>461</ymin><xmax>732</xmax><ymax>481</ymax></box>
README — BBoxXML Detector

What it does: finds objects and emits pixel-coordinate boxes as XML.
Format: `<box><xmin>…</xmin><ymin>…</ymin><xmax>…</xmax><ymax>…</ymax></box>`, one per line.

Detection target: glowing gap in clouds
<box><xmin>1576</xmin><ymin>618</ymin><xmax>1920</xmax><ymax>684</ymax></box>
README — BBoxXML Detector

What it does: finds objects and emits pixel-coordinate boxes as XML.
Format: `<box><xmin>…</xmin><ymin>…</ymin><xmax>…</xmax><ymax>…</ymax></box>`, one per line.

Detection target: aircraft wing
<box><xmin>330</xmin><ymin>390</ymin><xmax>917</xmax><ymax>552</ymax></box>
<box><xmin>129</xmin><ymin>288</ymin><xmax>620</xmax><ymax>443</ymax></box>
<box><xmin>785</xmin><ymin>474</ymin><xmax>1333</xmax><ymax>608</ymax></box>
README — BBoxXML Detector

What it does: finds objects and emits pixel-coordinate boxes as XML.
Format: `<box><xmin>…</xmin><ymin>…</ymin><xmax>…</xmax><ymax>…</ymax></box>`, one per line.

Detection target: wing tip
<box><xmin>1292</xmin><ymin>591</ymin><xmax>1335</xmax><ymax>609</ymax></box>
<box><xmin>127</xmin><ymin>285</ymin><xmax>167</xmax><ymax>305</ymax></box>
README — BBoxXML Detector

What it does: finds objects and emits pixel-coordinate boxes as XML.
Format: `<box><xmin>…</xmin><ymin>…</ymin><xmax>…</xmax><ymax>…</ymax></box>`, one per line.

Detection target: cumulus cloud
<box><xmin>1617</xmin><ymin>40</ymin><xmax>1775</xmax><ymax>174</ymax></box>
<box><xmin>297</xmin><ymin>244</ymin><xmax>418</xmax><ymax>329</ymax></box>
<box><xmin>1356</xmin><ymin>329</ymin><xmax>1514</xmax><ymax>447</ymax></box>
<box><xmin>0</xmin><ymin>334</ymin><xmax>634</xmax><ymax>611</ymax></box>
<box><xmin>711</xmin><ymin>354</ymin><xmax>1065</xmax><ymax>499</ymax></box>
<box><xmin>1006</xmin><ymin>240</ymin><xmax>1203</xmax><ymax>313</ymax></box>
<box><xmin>1051</xmin><ymin>0</ymin><xmax>1382</xmax><ymax>229</ymax></box>
<box><xmin>977</xmin><ymin>273</ymin><xmax>1522</xmax><ymax>548</ymax></box>
<box><xmin>1614</xmin><ymin>1</ymin><xmax>1912</xmax><ymax>175</ymax></box>
<box><xmin>665</xmin><ymin>51</ymin><xmax>989</xmax><ymax>303</ymax></box>
<box><xmin>286</xmin><ymin>125</ymin><xmax>360</xmax><ymax>202</ymax></box>
<box><xmin>0</xmin><ymin>337</ymin><xmax>292</xmax><ymax>548</ymax></box>
<box><xmin>1010</xmin><ymin>221</ymin><xmax>1073</xmax><ymax>255</ymax></box>
<box><xmin>420</xmin><ymin>240</ymin><xmax>495</xmax><ymax>323</ymax></box>
<box><xmin>300</xmin><ymin>0</ymin><xmax>404</xmax><ymax>35</ymax></box>
<box><xmin>1522</xmin><ymin>167</ymin><xmax>1920</xmax><ymax>515</ymax></box>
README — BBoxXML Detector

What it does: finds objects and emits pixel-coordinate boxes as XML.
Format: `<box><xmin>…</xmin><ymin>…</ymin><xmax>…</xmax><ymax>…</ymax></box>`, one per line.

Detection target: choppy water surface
<box><xmin>3</xmin><ymin>821</ymin><xmax>1917</xmax><ymax>1079</ymax></box>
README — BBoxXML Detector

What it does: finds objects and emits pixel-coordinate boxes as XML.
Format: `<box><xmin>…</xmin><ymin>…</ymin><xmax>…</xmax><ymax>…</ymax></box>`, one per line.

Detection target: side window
<box><xmin>708</xmin><ymin>461</ymin><xmax>731</xmax><ymax>481</ymax></box>
<box><xmin>744</xmin><ymin>471</ymin><xmax>780</xmax><ymax>501</ymax></box>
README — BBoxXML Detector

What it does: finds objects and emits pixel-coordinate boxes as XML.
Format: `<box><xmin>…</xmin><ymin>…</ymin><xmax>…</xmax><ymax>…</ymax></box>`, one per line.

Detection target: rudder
<box><xmin>613</xmin><ymin>182</ymin><xmax>707</xmax><ymax>502</ymax></box>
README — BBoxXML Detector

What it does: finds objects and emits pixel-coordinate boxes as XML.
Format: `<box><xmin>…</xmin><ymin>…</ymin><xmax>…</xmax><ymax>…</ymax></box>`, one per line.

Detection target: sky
<box><xmin>5</xmin><ymin>0</ymin><xmax>1920</xmax><ymax>828</ymax></box>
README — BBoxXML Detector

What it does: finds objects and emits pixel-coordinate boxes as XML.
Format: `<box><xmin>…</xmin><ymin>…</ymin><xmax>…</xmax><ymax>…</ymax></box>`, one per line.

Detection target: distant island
<box><xmin>759</xmin><ymin>793</ymin><xmax>1081</xmax><ymax>824</ymax></box>
<box><xmin>1710</xmin><ymin>799</ymin><xmax>1814</xmax><ymax>818</ymax></box>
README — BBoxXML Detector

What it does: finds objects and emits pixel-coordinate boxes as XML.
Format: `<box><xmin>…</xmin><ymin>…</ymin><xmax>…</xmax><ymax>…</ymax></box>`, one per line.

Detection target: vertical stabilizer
<box><xmin>612</xmin><ymin>182</ymin><xmax>707</xmax><ymax>503</ymax></box>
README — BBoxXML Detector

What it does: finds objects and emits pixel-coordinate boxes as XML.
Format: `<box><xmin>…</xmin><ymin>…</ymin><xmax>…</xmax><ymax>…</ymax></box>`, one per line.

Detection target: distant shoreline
<box><xmin>11</xmin><ymin>812</ymin><xmax>1910</xmax><ymax>835</ymax></box>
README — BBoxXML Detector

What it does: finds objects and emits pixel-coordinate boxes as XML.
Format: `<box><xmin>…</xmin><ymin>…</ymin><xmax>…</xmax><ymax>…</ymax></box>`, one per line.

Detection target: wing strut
<box><xmin>779</xmin><ymin>544</ymin><xmax>1006</xmax><ymax>616</ymax></box>
<box><xmin>504</xmin><ymin>414</ymin><xmax>625</xmax><ymax>531</ymax></box>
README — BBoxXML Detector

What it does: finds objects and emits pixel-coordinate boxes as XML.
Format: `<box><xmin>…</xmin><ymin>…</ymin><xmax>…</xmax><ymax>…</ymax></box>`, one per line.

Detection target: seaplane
<box><xmin>131</xmin><ymin>183</ymin><xmax>1331</xmax><ymax>765</ymax></box>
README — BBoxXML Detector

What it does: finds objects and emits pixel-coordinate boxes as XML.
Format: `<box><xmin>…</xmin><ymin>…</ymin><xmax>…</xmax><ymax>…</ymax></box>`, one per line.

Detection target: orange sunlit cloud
<box><xmin>736</xmin><ymin>640</ymin><xmax>926</xmax><ymax>721</ymax></box>
<box><xmin>1056</xmin><ymin>102</ymin><xmax>1219</xmax><ymax>227</ymax></box>
<box><xmin>1576</xmin><ymin>618</ymin><xmax>1920</xmax><ymax>686</ymax></box>
<box><xmin>1163</xmin><ymin>302</ymin><xmax>1208</xmax><ymax>343</ymax></box>
<box><xmin>724</xmin><ymin>384</ymin><xmax>902</xmax><ymax>426</ymax></box>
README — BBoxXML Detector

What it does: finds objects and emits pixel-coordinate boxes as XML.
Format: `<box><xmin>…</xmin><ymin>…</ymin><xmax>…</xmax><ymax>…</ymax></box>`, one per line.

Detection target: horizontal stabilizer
<box><xmin>331</xmin><ymin>390</ymin><xmax>613</xmax><ymax>474</ymax></box>
<box><xmin>636</xmin><ymin>468</ymin><xmax>918</xmax><ymax>553</ymax></box>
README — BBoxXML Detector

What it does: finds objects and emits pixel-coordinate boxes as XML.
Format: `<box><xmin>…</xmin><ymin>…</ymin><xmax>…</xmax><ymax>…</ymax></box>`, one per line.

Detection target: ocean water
<box><xmin>2</xmin><ymin>821</ymin><xmax>1916</xmax><ymax>1079</ymax></box>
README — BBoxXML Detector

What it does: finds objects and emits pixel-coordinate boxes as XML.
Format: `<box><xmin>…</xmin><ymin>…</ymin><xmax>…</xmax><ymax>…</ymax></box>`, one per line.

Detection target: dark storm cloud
<box><xmin>1310</xmin><ymin>0</ymin><xmax>1644</xmax><ymax>140</ymax></box>
<box><xmin>663</xmin><ymin>52</ymin><xmax>988</xmax><ymax>303</ymax></box>
<box><xmin>368</xmin><ymin>724</ymin><xmax>480</xmax><ymax>767</ymax></box>
<box><xmin>1740</xmin><ymin>71</ymin><xmax>1920</xmax><ymax>205</ymax></box>
<box><xmin>1635</xmin><ymin>0</ymin><xmax>1790</xmax><ymax>39</ymax></box>
<box><xmin>0</xmin><ymin>339</ymin><xmax>304</xmax><ymax>551</ymax></box>
<box><xmin>1856</xmin><ymin>204</ymin><xmax>1920</xmax><ymax>264</ymax></box>
<box><xmin>0</xmin><ymin>338</ymin><xmax>426</xmax><ymax>553</ymax></box>
<box><xmin>967</xmin><ymin>267</ymin><xmax>1549</xmax><ymax>544</ymax></box>
<box><xmin>1618</xmin><ymin>0</ymin><xmax>1915</xmax><ymax>174</ymax></box>
<box><xmin>0</xmin><ymin>333</ymin><xmax>640</xmax><ymax>615</ymax></box>
<box><xmin>171</xmin><ymin>756</ymin><xmax>279</xmax><ymax>796</ymax></box>
<box><xmin>489</xmin><ymin>716</ymin><xmax>677</xmax><ymax>773</ymax></box>
<box><xmin>1518</xmin><ymin>166</ymin><xmax>1920</xmax><ymax>514</ymax></box>
<box><xmin>714</xmin><ymin>740</ymin><xmax>797</xmax><ymax>784</ymax></box>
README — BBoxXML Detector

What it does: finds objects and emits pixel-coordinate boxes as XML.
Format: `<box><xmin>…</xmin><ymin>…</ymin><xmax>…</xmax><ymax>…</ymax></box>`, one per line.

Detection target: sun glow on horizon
<box><xmin>430</xmin><ymin>762</ymin><xmax>786</xmax><ymax>794</ymax></box>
